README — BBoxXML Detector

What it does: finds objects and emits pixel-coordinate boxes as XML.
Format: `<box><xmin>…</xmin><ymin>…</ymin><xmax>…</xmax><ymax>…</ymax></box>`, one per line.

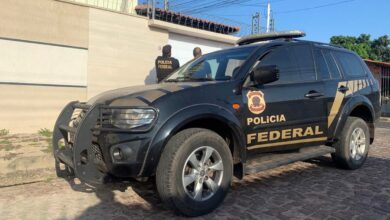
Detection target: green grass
<box><xmin>0</xmin><ymin>139</ymin><xmax>11</xmax><ymax>145</ymax></box>
<box><xmin>2</xmin><ymin>152</ymin><xmax>21</xmax><ymax>160</ymax></box>
<box><xmin>37</xmin><ymin>128</ymin><xmax>53</xmax><ymax>153</ymax></box>
<box><xmin>4</xmin><ymin>145</ymin><xmax>14</xmax><ymax>151</ymax></box>
<box><xmin>38</xmin><ymin>128</ymin><xmax>53</xmax><ymax>138</ymax></box>
<box><xmin>0</xmin><ymin>140</ymin><xmax>13</xmax><ymax>151</ymax></box>
<box><xmin>30</xmin><ymin>142</ymin><xmax>41</xmax><ymax>147</ymax></box>
<box><xmin>0</xmin><ymin>129</ymin><xmax>9</xmax><ymax>136</ymax></box>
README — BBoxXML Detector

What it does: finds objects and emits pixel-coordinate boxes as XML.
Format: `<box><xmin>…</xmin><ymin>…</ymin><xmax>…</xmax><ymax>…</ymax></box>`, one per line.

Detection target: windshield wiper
<box><xmin>164</xmin><ymin>79</ymin><xmax>180</xmax><ymax>83</ymax></box>
<box><xmin>164</xmin><ymin>76</ymin><xmax>191</xmax><ymax>83</ymax></box>
<box><xmin>189</xmin><ymin>77</ymin><xmax>214</xmax><ymax>82</ymax></box>
<box><xmin>165</xmin><ymin>76</ymin><xmax>214</xmax><ymax>83</ymax></box>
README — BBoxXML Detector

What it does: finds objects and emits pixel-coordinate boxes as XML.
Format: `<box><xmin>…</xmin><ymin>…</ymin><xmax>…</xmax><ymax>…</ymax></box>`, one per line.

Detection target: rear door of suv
<box><xmin>316</xmin><ymin>48</ymin><xmax>372</xmax><ymax>138</ymax></box>
<box><xmin>313</xmin><ymin>47</ymin><xmax>345</xmax><ymax>137</ymax></box>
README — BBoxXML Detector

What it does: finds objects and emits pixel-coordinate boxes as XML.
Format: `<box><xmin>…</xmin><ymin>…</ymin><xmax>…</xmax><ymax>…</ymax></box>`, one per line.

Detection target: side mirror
<box><xmin>251</xmin><ymin>65</ymin><xmax>280</xmax><ymax>85</ymax></box>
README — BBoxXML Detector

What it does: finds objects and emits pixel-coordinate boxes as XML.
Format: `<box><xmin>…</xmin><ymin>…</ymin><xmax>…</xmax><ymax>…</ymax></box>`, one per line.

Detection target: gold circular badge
<box><xmin>247</xmin><ymin>91</ymin><xmax>266</xmax><ymax>115</ymax></box>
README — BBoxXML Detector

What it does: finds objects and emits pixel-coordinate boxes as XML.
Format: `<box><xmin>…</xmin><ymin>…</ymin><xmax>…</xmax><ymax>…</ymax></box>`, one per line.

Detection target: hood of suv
<box><xmin>87</xmin><ymin>82</ymin><xmax>215</xmax><ymax>106</ymax></box>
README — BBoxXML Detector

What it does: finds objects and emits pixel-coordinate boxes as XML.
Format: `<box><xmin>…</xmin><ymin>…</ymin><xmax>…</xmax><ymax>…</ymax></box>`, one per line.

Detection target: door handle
<box><xmin>338</xmin><ymin>86</ymin><xmax>349</xmax><ymax>93</ymax></box>
<box><xmin>305</xmin><ymin>91</ymin><xmax>324</xmax><ymax>99</ymax></box>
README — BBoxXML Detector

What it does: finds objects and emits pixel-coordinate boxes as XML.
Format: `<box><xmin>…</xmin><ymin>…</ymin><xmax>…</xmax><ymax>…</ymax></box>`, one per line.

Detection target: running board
<box><xmin>245</xmin><ymin>146</ymin><xmax>335</xmax><ymax>174</ymax></box>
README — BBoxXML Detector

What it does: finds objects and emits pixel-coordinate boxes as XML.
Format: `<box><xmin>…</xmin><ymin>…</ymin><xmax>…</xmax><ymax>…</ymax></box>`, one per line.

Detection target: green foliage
<box><xmin>330</xmin><ymin>34</ymin><xmax>390</xmax><ymax>62</ymax></box>
<box><xmin>38</xmin><ymin>128</ymin><xmax>53</xmax><ymax>138</ymax></box>
<box><xmin>37</xmin><ymin>128</ymin><xmax>53</xmax><ymax>153</ymax></box>
<box><xmin>0</xmin><ymin>129</ymin><xmax>9</xmax><ymax>136</ymax></box>
<box><xmin>0</xmin><ymin>139</ymin><xmax>11</xmax><ymax>145</ymax></box>
<box><xmin>0</xmin><ymin>140</ymin><xmax>13</xmax><ymax>151</ymax></box>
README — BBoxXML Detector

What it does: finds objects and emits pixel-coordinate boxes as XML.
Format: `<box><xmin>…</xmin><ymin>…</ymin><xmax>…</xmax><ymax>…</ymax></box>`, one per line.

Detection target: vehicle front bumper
<box><xmin>52</xmin><ymin>101</ymin><xmax>151</xmax><ymax>185</ymax></box>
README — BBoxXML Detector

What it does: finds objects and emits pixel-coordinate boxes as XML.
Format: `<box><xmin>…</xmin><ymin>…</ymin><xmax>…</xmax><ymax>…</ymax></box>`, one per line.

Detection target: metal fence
<box><xmin>59</xmin><ymin>0</ymin><xmax>251</xmax><ymax>36</ymax></box>
<box><xmin>382</xmin><ymin>67</ymin><xmax>390</xmax><ymax>102</ymax></box>
<box><xmin>382</xmin><ymin>66</ymin><xmax>390</xmax><ymax>116</ymax></box>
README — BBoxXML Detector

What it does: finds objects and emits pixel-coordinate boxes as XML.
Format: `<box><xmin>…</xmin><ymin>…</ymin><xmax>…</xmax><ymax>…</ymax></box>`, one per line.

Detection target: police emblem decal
<box><xmin>247</xmin><ymin>91</ymin><xmax>266</xmax><ymax>114</ymax></box>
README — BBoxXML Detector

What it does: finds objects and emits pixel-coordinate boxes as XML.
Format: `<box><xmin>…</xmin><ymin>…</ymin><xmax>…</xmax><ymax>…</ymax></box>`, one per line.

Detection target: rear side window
<box><xmin>259</xmin><ymin>44</ymin><xmax>316</xmax><ymax>84</ymax></box>
<box><xmin>333</xmin><ymin>51</ymin><xmax>366</xmax><ymax>77</ymax></box>
<box><xmin>323</xmin><ymin>50</ymin><xmax>342</xmax><ymax>79</ymax></box>
<box><xmin>314</xmin><ymin>49</ymin><xmax>330</xmax><ymax>80</ymax></box>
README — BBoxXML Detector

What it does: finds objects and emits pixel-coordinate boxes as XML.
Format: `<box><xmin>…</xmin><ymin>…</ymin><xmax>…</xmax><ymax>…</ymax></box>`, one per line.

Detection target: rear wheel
<box><xmin>332</xmin><ymin>117</ymin><xmax>370</xmax><ymax>169</ymax></box>
<box><xmin>156</xmin><ymin>128</ymin><xmax>233</xmax><ymax>216</ymax></box>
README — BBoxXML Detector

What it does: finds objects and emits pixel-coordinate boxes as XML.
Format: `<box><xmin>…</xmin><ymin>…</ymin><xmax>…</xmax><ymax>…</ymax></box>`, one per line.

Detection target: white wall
<box><xmin>168</xmin><ymin>33</ymin><xmax>233</xmax><ymax>65</ymax></box>
<box><xmin>71</xmin><ymin>0</ymin><xmax>138</xmax><ymax>13</ymax></box>
<box><xmin>0</xmin><ymin>39</ymin><xmax>87</xmax><ymax>86</ymax></box>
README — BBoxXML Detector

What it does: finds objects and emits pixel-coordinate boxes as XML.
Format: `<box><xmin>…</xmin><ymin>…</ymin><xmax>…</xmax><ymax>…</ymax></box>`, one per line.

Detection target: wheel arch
<box><xmin>334</xmin><ymin>95</ymin><xmax>376</xmax><ymax>144</ymax></box>
<box><xmin>139</xmin><ymin>104</ymin><xmax>246</xmax><ymax>177</ymax></box>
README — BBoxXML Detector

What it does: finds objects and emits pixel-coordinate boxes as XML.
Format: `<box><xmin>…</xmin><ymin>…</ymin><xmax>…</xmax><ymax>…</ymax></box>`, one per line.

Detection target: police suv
<box><xmin>53</xmin><ymin>31</ymin><xmax>381</xmax><ymax>216</ymax></box>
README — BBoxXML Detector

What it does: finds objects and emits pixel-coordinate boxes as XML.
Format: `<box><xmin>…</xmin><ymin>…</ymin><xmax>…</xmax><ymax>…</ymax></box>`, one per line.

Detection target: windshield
<box><xmin>165</xmin><ymin>46</ymin><xmax>257</xmax><ymax>82</ymax></box>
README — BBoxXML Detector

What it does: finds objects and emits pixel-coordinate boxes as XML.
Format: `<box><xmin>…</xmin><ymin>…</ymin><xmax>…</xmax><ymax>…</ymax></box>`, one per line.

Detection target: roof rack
<box><xmin>237</xmin><ymin>30</ymin><xmax>306</xmax><ymax>46</ymax></box>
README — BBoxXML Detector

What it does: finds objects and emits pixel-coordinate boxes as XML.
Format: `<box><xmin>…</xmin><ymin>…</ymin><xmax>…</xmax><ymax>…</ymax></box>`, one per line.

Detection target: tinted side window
<box><xmin>314</xmin><ymin>49</ymin><xmax>330</xmax><ymax>80</ymax></box>
<box><xmin>259</xmin><ymin>47</ymin><xmax>300</xmax><ymax>84</ymax></box>
<box><xmin>333</xmin><ymin>52</ymin><xmax>366</xmax><ymax>77</ymax></box>
<box><xmin>323</xmin><ymin>50</ymin><xmax>342</xmax><ymax>79</ymax></box>
<box><xmin>290</xmin><ymin>45</ymin><xmax>316</xmax><ymax>81</ymax></box>
<box><xmin>225</xmin><ymin>59</ymin><xmax>246</xmax><ymax>77</ymax></box>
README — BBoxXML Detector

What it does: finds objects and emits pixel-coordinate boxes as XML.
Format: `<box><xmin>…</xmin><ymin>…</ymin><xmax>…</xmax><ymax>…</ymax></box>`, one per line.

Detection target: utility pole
<box><xmin>266</xmin><ymin>1</ymin><xmax>271</xmax><ymax>32</ymax></box>
<box><xmin>164</xmin><ymin>0</ymin><xmax>169</xmax><ymax>10</ymax></box>
<box><xmin>148</xmin><ymin>0</ymin><xmax>156</xmax><ymax>19</ymax></box>
<box><xmin>270</xmin><ymin>17</ymin><xmax>275</xmax><ymax>32</ymax></box>
<box><xmin>251</xmin><ymin>13</ymin><xmax>260</xmax><ymax>34</ymax></box>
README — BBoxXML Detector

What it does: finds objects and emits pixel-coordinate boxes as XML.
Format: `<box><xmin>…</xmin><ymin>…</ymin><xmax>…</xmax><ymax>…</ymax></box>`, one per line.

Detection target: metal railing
<box><xmin>58</xmin><ymin>0</ymin><xmax>250</xmax><ymax>36</ymax></box>
<box><xmin>382</xmin><ymin>67</ymin><xmax>390</xmax><ymax>103</ymax></box>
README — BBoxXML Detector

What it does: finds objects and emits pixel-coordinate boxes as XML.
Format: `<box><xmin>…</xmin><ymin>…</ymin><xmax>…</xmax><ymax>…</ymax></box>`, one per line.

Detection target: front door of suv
<box><xmin>242</xmin><ymin>44</ymin><xmax>328</xmax><ymax>153</ymax></box>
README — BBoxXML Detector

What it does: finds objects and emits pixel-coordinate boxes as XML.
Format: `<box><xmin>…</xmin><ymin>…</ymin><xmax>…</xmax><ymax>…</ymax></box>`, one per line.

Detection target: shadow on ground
<box><xmin>69</xmin><ymin>154</ymin><xmax>390</xmax><ymax>220</ymax></box>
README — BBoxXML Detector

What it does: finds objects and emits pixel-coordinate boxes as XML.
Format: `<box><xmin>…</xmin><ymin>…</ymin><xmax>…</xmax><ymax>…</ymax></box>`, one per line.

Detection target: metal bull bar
<box><xmin>52</xmin><ymin>101</ymin><xmax>107</xmax><ymax>185</ymax></box>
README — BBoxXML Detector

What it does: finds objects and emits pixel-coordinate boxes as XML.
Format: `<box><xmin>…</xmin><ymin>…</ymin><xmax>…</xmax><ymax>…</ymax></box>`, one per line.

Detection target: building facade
<box><xmin>0</xmin><ymin>0</ymin><xmax>238</xmax><ymax>133</ymax></box>
<box><xmin>365</xmin><ymin>60</ymin><xmax>390</xmax><ymax>116</ymax></box>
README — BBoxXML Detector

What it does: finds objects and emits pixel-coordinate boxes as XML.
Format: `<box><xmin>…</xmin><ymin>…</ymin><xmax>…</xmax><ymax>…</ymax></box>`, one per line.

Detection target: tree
<box><xmin>330</xmin><ymin>34</ymin><xmax>390</xmax><ymax>62</ymax></box>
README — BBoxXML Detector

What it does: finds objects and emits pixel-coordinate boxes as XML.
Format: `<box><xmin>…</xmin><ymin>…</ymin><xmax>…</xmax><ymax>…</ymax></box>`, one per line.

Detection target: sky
<box><xmin>167</xmin><ymin>0</ymin><xmax>390</xmax><ymax>43</ymax></box>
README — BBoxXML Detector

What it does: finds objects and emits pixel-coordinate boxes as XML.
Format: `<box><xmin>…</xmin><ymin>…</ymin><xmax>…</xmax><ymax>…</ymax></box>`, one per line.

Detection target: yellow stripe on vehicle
<box><xmin>247</xmin><ymin>137</ymin><xmax>328</xmax><ymax>150</ymax></box>
<box><xmin>328</xmin><ymin>81</ymin><xmax>347</xmax><ymax>128</ymax></box>
<box><xmin>354</xmin><ymin>80</ymin><xmax>359</xmax><ymax>93</ymax></box>
<box><xmin>346</xmin><ymin>80</ymin><xmax>354</xmax><ymax>96</ymax></box>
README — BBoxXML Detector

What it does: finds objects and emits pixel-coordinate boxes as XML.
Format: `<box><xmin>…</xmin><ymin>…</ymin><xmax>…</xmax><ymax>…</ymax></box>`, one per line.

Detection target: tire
<box><xmin>156</xmin><ymin>128</ymin><xmax>233</xmax><ymax>217</ymax></box>
<box><xmin>332</xmin><ymin>117</ymin><xmax>370</xmax><ymax>170</ymax></box>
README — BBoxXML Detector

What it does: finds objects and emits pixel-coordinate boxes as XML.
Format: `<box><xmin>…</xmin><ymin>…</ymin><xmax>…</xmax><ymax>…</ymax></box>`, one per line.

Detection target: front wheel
<box><xmin>156</xmin><ymin>128</ymin><xmax>233</xmax><ymax>216</ymax></box>
<box><xmin>332</xmin><ymin>117</ymin><xmax>370</xmax><ymax>170</ymax></box>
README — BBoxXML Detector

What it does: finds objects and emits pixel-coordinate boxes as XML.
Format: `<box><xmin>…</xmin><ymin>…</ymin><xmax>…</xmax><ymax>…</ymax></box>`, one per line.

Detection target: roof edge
<box><xmin>148</xmin><ymin>20</ymin><xmax>239</xmax><ymax>45</ymax></box>
<box><xmin>364</xmin><ymin>59</ymin><xmax>390</xmax><ymax>67</ymax></box>
<box><xmin>237</xmin><ymin>30</ymin><xmax>306</xmax><ymax>45</ymax></box>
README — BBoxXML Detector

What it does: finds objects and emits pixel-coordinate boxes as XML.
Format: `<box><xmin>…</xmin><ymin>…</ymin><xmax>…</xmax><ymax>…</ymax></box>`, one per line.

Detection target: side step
<box><xmin>245</xmin><ymin>146</ymin><xmax>335</xmax><ymax>174</ymax></box>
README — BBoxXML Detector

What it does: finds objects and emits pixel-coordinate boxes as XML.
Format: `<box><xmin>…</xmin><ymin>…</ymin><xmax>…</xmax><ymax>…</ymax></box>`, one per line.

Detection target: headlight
<box><xmin>109</xmin><ymin>108</ymin><xmax>156</xmax><ymax>130</ymax></box>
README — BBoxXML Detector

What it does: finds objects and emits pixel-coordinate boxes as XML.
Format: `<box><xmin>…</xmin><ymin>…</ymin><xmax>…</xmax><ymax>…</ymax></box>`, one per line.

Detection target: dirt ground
<box><xmin>0</xmin><ymin>131</ymin><xmax>55</xmax><ymax>187</ymax></box>
<box><xmin>0</xmin><ymin>122</ymin><xmax>389</xmax><ymax>219</ymax></box>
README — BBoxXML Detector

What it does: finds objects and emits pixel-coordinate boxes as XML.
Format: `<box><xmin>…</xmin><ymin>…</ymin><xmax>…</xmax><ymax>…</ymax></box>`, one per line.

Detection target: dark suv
<box><xmin>53</xmin><ymin>31</ymin><xmax>381</xmax><ymax>216</ymax></box>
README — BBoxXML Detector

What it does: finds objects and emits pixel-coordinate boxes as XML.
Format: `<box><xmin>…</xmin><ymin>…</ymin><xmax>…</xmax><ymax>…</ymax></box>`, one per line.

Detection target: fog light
<box><xmin>112</xmin><ymin>148</ymin><xmax>123</xmax><ymax>161</ymax></box>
